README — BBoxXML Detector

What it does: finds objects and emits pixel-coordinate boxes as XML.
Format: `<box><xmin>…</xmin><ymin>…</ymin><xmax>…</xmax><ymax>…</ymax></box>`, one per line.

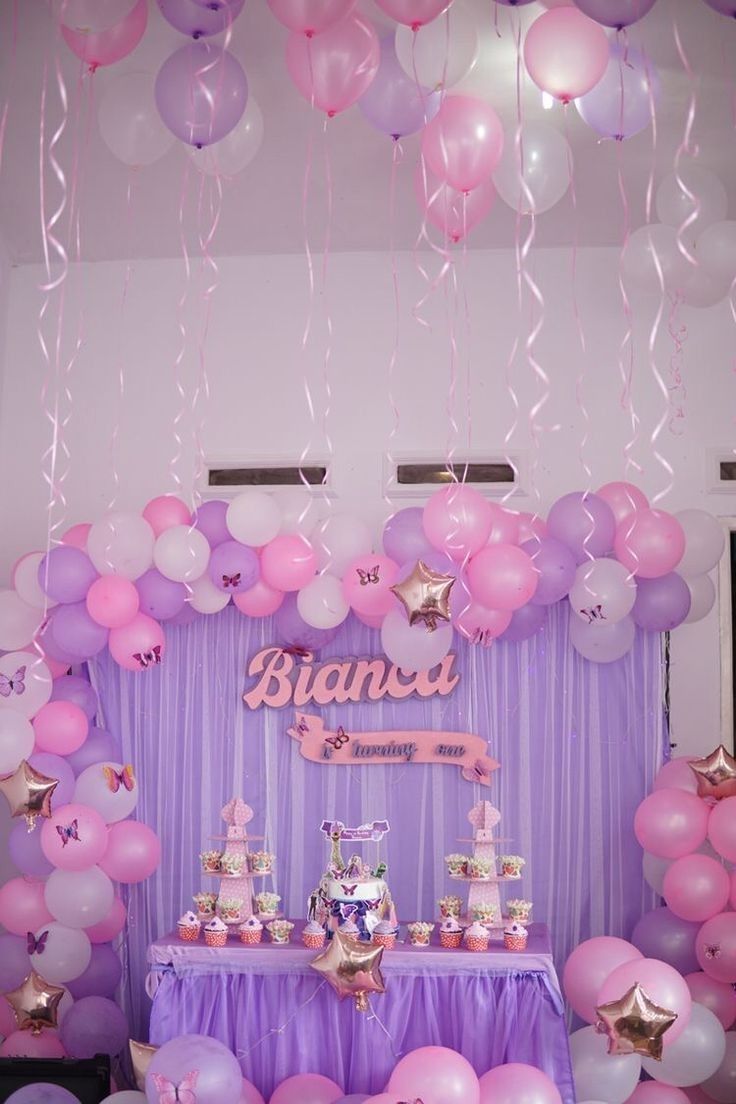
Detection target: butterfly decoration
<box><xmin>0</xmin><ymin>666</ymin><xmax>26</xmax><ymax>698</ymax></box>
<box><xmin>356</xmin><ymin>565</ymin><xmax>380</xmax><ymax>586</ymax></box>
<box><xmin>103</xmin><ymin>764</ymin><xmax>136</xmax><ymax>794</ymax></box>
<box><xmin>56</xmin><ymin>819</ymin><xmax>80</xmax><ymax>847</ymax></box>
<box><xmin>151</xmin><ymin>1071</ymin><xmax>199</xmax><ymax>1104</ymax></box>
<box><xmin>340</xmin><ymin>884</ymin><xmax>358</xmax><ymax>896</ymax></box>
<box><xmin>296</xmin><ymin>718</ymin><xmax>310</xmax><ymax>736</ymax></box>
<box><xmin>27</xmin><ymin>930</ymin><xmax>49</xmax><ymax>956</ymax></box>
<box><xmin>133</xmin><ymin>646</ymin><xmax>162</xmax><ymax>669</ymax></box>
<box><xmin>471</xmin><ymin>628</ymin><xmax>494</xmax><ymax>648</ymax></box>
<box><xmin>222</xmin><ymin>573</ymin><xmax>241</xmax><ymax>589</ymax></box>
<box><xmin>281</xmin><ymin>645</ymin><xmax>311</xmax><ymax>660</ymax></box>
<box><xmin>580</xmin><ymin>605</ymin><xmax>606</xmax><ymax>625</ymax></box>
<box><xmin>340</xmin><ymin>903</ymin><xmax>359</xmax><ymax>920</ymax></box>
<box><xmin>704</xmin><ymin>944</ymin><xmax>721</xmax><ymax>960</ymax></box>
<box><xmin>325</xmin><ymin>726</ymin><xmax>349</xmax><ymax>751</ymax></box>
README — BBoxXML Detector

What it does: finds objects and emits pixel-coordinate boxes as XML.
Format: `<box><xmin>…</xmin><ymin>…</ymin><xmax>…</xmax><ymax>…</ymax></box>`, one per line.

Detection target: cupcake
<box><xmin>464</xmin><ymin>921</ymin><xmax>490</xmax><ymax>953</ymax></box>
<box><xmin>507</xmin><ymin>899</ymin><xmax>532</xmax><ymax>923</ymax></box>
<box><xmin>200</xmin><ymin>849</ymin><xmax>222</xmax><ymax>873</ymax></box>
<box><xmin>203</xmin><ymin>916</ymin><xmax>228</xmax><ymax>947</ymax></box>
<box><xmin>193</xmin><ymin>891</ymin><xmax>217</xmax><ymax>919</ymax></box>
<box><xmin>439</xmin><ymin>916</ymin><xmax>463</xmax><ymax>949</ymax></box>
<box><xmin>499</xmin><ymin>855</ymin><xmax>525</xmax><ymax>878</ymax></box>
<box><xmin>302</xmin><ymin>920</ymin><xmax>326</xmax><ymax>950</ymax></box>
<box><xmin>467</xmin><ymin>856</ymin><xmax>493</xmax><ymax>880</ymax></box>
<box><xmin>238</xmin><ymin>916</ymin><xmax>264</xmax><ymax>945</ymax></box>
<box><xmin>267</xmin><ymin>919</ymin><xmax>294</xmax><ymax>944</ymax></box>
<box><xmin>217</xmin><ymin>897</ymin><xmax>243</xmax><ymax>922</ymax></box>
<box><xmin>220</xmin><ymin>852</ymin><xmax>245</xmax><ymax>876</ymax></box>
<box><xmin>372</xmin><ymin>920</ymin><xmax>398</xmax><ymax>950</ymax></box>
<box><xmin>504</xmin><ymin>921</ymin><xmax>528</xmax><ymax>951</ymax></box>
<box><xmin>470</xmin><ymin>902</ymin><xmax>499</xmax><ymax>927</ymax></box>
<box><xmin>255</xmin><ymin>891</ymin><xmax>281</xmax><ymax>918</ymax></box>
<box><xmin>338</xmin><ymin>917</ymin><xmax>361</xmax><ymax>939</ymax></box>
<box><xmin>177</xmin><ymin>910</ymin><xmax>201</xmax><ymax>942</ymax></box>
<box><xmin>445</xmin><ymin>853</ymin><xmax>468</xmax><ymax>878</ymax></box>
<box><xmin>438</xmin><ymin>895</ymin><xmax>463</xmax><ymax>919</ymax></box>
<box><xmin>407</xmin><ymin>922</ymin><xmax>434</xmax><ymax>947</ymax></box>
<box><xmin>248</xmin><ymin>850</ymin><xmax>275</xmax><ymax>874</ymax></box>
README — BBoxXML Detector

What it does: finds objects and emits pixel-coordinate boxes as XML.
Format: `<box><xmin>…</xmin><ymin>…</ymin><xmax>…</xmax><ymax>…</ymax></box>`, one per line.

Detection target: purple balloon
<box><xmin>703</xmin><ymin>0</ymin><xmax>736</xmax><ymax>13</ymax></box>
<box><xmin>194</xmin><ymin>499</ymin><xmax>231</xmax><ymax>547</ymax></box>
<box><xmin>157</xmin><ymin>0</ymin><xmax>245</xmax><ymax>37</ymax></box>
<box><xmin>523</xmin><ymin>537</ymin><xmax>577</xmax><ymax>606</ymax></box>
<box><xmin>0</xmin><ymin>933</ymin><xmax>31</xmax><ymax>991</ymax></box>
<box><xmin>573</xmin><ymin>0</ymin><xmax>657</xmax><ymax>28</ymax></box>
<box><xmin>359</xmin><ymin>37</ymin><xmax>439</xmax><ymax>139</ymax></box>
<box><xmin>169</xmin><ymin>602</ymin><xmax>199</xmax><ymax>626</ymax></box>
<box><xmin>6</xmin><ymin>1087</ymin><xmax>80</xmax><ymax>1104</ymax></box>
<box><xmin>575</xmin><ymin>43</ymin><xmax>660</xmax><ymax>142</ymax></box>
<box><xmin>500</xmin><ymin>603</ymin><xmax>548</xmax><ymax>643</ymax></box>
<box><xmin>208</xmin><ymin>540</ymin><xmax>259</xmax><ymax>593</ymax></box>
<box><xmin>631</xmin><ymin>905</ymin><xmax>702</xmax><ymax>975</ymax></box>
<box><xmin>58</xmin><ymin>995</ymin><xmax>128</xmax><ymax>1058</ymax></box>
<box><xmin>632</xmin><ymin>573</ymin><xmax>691</xmax><ymax>632</ymax></box>
<box><xmin>67</xmin><ymin>943</ymin><xmax>122</xmax><ymax>999</ymax></box>
<box><xmin>136</xmin><ymin>568</ymin><xmax>187</xmax><ymax>621</ymax></box>
<box><xmin>155</xmin><ymin>42</ymin><xmax>248</xmax><ymax>148</ymax></box>
<box><xmin>27</xmin><ymin>751</ymin><xmax>76</xmax><ymax>805</ymax></box>
<box><xmin>275</xmin><ymin>593</ymin><xmax>339</xmax><ymax>653</ymax></box>
<box><xmin>51</xmin><ymin>601</ymin><xmax>109</xmax><ymax>659</ymax></box>
<box><xmin>9</xmin><ymin>819</ymin><xmax>55</xmax><ymax>877</ymax></box>
<box><xmin>546</xmin><ymin>492</ymin><xmax>616</xmax><ymax>565</ymax></box>
<box><xmin>50</xmin><ymin>674</ymin><xmax>98</xmax><ymax>721</ymax></box>
<box><xmin>146</xmin><ymin>1034</ymin><xmax>242</xmax><ymax>1104</ymax></box>
<box><xmin>66</xmin><ymin>727</ymin><xmax>122</xmax><ymax>776</ymax></box>
<box><xmin>336</xmin><ymin>1097</ymin><xmax>370</xmax><ymax>1104</ymax></box>
<box><xmin>382</xmin><ymin>507</ymin><xmax>434</xmax><ymax>565</ymax></box>
<box><xmin>36</xmin><ymin>609</ymin><xmax>80</xmax><ymax>666</ymax></box>
<box><xmin>38</xmin><ymin>546</ymin><xmax>98</xmax><ymax>604</ymax></box>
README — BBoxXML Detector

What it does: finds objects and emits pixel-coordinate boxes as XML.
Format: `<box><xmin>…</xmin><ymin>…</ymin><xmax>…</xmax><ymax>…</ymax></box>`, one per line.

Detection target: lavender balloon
<box><xmin>631</xmin><ymin>905</ymin><xmax>701</xmax><ymax>975</ymax></box>
<box><xmin>66</xmin><ymin>728</ymin><xmax>122</xmax><ymax>775</ymax></box>
<box><xmin>136</xmin><ymin>568</ymin><xmax>187</xmax><ymax>621</ymax></box>
<box><xmin>573</xmin><ymin>0</ymin><xmax>658</xmax><ymax>27</ymax></box>
<box><xmin>38</xmin><ymin>546</ymin><xmax>98</xmax><ymax>604</ymax></box>
<box><xmin>0</xmin><ymin>933</ymin><xmax>31</xmax><ymax>991</ymax></box>
<box><xmin>359</xmin><ymin>37</ymin><xmax>439</xmax><ymax>139</ymax></box>
<box><xmin>208</xmin><ymin>540</ymin><xmax>259</xmax><ymax>593</ymax></box>
<box><xmin>703</xmin><ymin>0</ymin><xmax>736</xmax><ymax>14</ymax></box>
<box><xmin>632</xmin><ymin>573</ymin><xmax>691</xmax><ymax>632</ymax></box>
<box><xmin>146</xmin><ymin>1034</ymin><xmax>242</xmax><ymax>1104</ymax></box>
<box><xmin>523</xmin><ymin>537</ymin><xmax>577</xmax><ymax>606</ymax></box>
<box><xmin>275</xmin><ymin>593</ymin><xmax>339</xmax><ymax>653</ymax></box>
<box><xmin>546</xmin><ymin>492</ymin><xmax>616</xmax><ymax>565</ymax></box>
<box><xmin>27</xmin><ymin>751</ymin><xmax>76</xmax><ymax>804</ymax></box>
<box><xmin>500</xmin><ymin>603</ymin><xmax>548</xmax><ymax>643</ymax></box>
<box><xmin>157</xmin><ymin>0</ymin><xmax>245</xmax><ymax>37</ymax></box>
<box><xmin>193</xmin><ymin>499</ymin><xmax>231</xmax><ymax>547</ymax></box>
<box><xmin>67</xmin><ymin>943</ymin><xmax>122</xmax><ymax>999</ymax></box>
<box><xmin>50</xmin><ymin>675</ymin><xmax>98</xmax><ymax>720</ymax></box>
<box><xmin>382</xmin><ymin>507</ymin><xmax>434</xmax><ymax>565</ymax></box>
<box><xmin>6</xmin><ymin>1087</ymin><xmax>80</xmax><ymax>1104</ymax></box>
<box><xmin>155</xmin><ymin>42</ymin><xmax>248</xmax><ymax>148</ymax></box>
<box><xmin>37</xmin><ymin>609</ymin><xmax>80</xmax><ymax>665</ymax></box>
<box><xmin>59</xmin><ymin>995</ymin><xmax>128</xmax><ymax>1058</ymax></box>
<box><xmin>9</xmin><ymin>820</ymin><xmax>54</xmax><ymax>877</ymax></box>
<box><xmin>51</xmin><ymin>601</ymin><xmax>109</xmax><ymax>659</ymax></box>
<box><xmin>575</xmin><ymin>43</ymin><xmax>660</xmax><ymax>141</ymax></box>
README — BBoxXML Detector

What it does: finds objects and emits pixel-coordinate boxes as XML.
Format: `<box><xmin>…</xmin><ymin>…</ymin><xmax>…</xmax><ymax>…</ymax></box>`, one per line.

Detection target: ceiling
<box><xmin>0</xmin><ymin>0</ymin><xmax>734</xmax><ymax>262</ymax></box>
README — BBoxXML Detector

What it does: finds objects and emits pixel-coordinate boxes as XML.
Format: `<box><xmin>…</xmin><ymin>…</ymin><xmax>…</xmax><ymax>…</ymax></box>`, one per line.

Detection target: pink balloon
<box><xmin>614</xmin><ymin>509</ymin><xmax>686</xmax><ymax>579</ymax></box>
<box><xmin>269</xmin><ymin>1073</ymin><xmax>344</xmax><ymax>1104</ymax></box>
<box><xmin>142</xmin><ymin>495</ymin><xmax>192</xmax><ymax>536</ymax></box>
<box><xmin>423</xmin><ymin>485</ymin><xmax>493</xmax><ymax>562</ymax></box>
<box><xmin>626</xmin><ymin>1084</ymin><xmax>689</xmax><ymax>1104</ymax></box>
<box><xmin>239</xmin><ymin>1077</ymin><xmax>266</xmax><ymax>1104</ymax></box>
<box><xmin>234</xmin><ymin>579</ymin><xmax>285</xmax><ymax>617</ymax></box>
<box><xmin>562</xmin><ymin>936</ymin><xmax>643</xmax><ymax>1023</ymax></box>
<box><xmin>353</xmin><ymin>610</ymin><xmax>384</xmax><ymax>629</ymax></box>
<box><xmin>108</xmin><ymin>612</ymin><xmax>165</xmax><ymax>672</ymax></box>
<box><xmin>467</xmin><ymin>544</ymin><xmax>538</xmax><ymax>611</ymax></box>
<box><xmin>0</xmin><ymin>1029</ymin><xmax>66</xmax><ymax>1058</ymax></box>
<box><xmin>85</xmin><ymin>575</ymin><xmax>140</xmax><ymax>629</ymax></box>
<box><xmin>60</xmin><ymin>0</ymin><xmax>147</xmax><ymax>70</ymax></box>
<box><xmin>634</xmin><ymin>788</ymin><xmax>709</xmax><ymax>859</ymax></box>
<box><xmin>365</xmin><ymin>1097</ymin><xmax>403</xmax><ymax>1104</ymax></box>
<box><xmin>487</xmin><ymin>505</ymin><xmax>521</xmax><ymax>545</ymax></box>
<box><xmin>84</xmin><ymin>895</ymin><xmax>127</xmax><ymax>943</ymax></box>
<box><xmin>422</xmin><ymin>96</ymin><xmax>504</xmax><ymax>194</ymax></box>
<box><xmin>0</xmin><ymin>876</ymin><xmax>54</xmax><ymax>935</ymax></box>
<box><xmin>708</xmin><ymin>797</ymin><xmax>736</xmax><ymax>863</ymax></box>
<box><xmin>62</xmin><ymin>523</ymin><xmax>92</xmax><ymax>549</ymax></box>
<box><xmin>374</xmin><ymin>0</ymin><xmax>449</xmax><ymax>27</ymax></box>
<box><xmin>663</xmin><ymin>855</ymin><xmax>731</xmax><ymax>923</ymax></box>
<box><xmin>286</xmin><ymin>14</ymin><xmax>379</xmax><ymax>117</ymax></box>
<box><xmin>268</xmin><ymin>0</ymin><xmax>357</xmax><ymax>35</ymax></box>
<box><xmin>33</xmin><ymin>701</ymin><xmax>89</xmax><ymax>756</ymax></box>
<box><xmin>343</xmin><ymin>555</ymin><xmax>400</xmax><ymax>617</ymax></box>
<box><xmin>597</xmin><ymin>957</ymin><xmax>692</xmax><ymax>1043</ymax></box>
<box><xmin>415</xmin><ymin>160</ymin><xmax>495</xmax><ymax>244</ymax></box>
<box><xmin>98</xmin><ymin>820</ymin><xmax>161</xmax><ymax>883</ymax></box>
<box><xmin>523</xmin><ymin>7</ymin><xmax>609</xmax><ymax>103</ymax></box>
<box><xmin>596</xmin><ymin>481</ymin><xmax>649</xmax><ymax>526</ymax></box>
<box><xmin>388</xmin><ymin>1045</ymin><xmax>480</xmax><ymax>1104</ymax></box>
<box><xmin>517</xmin><ymin>512</ymin><xmax>548</xmax><ymax>543</ymax></box>
<box><xmin>697</xmin><ymin>913</ymin><xmax>736</xmax><ymax>983</ymax></box>
<box><xmin>654</xmin><ymin>756</ymin><xmax>698</xmax><ymax>795</ymax></box>
<box><xmin>478</xmin><ymin>1063</ymin><xmax>561</xmax><ymax>1104</ymax></box>
<box><xmin>261</xmin><ymin>535</ymin><xmax>317</xmax><ymax>591</ymax></box>
<box><xmin>41</xmin><ymin>803</ymin><xmax>109</xmax><ymax>872</ymax></box>
<box><xmin>454</xmin><ymin>600</ymin><xmax>511</xmax><ymax>644</ymax></box>
<box><xmin>685</xmin><ymin>972</ymin><xmax>736</xmax><ymax>1030</ymax></box>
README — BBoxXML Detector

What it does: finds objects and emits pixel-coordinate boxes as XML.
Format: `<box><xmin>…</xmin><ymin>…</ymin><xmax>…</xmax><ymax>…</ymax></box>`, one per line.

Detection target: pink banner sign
<box><xmin>287</xmin><ymin>712</ymin><xmax>499</xmax><ymax>786</ymax></box>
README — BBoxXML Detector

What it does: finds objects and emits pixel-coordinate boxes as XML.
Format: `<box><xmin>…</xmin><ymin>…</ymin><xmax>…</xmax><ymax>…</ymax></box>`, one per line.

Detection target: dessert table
<box><xmin>147</xmin><ymin>921</ymin><xmax>575</xmax><ymax>1101</ymax></box>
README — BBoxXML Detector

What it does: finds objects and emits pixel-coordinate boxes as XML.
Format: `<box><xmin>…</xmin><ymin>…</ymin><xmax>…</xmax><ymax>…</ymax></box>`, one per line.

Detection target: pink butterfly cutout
<box><xmin>325</xmin><ymin>726</ymin><xmax>348</xmax><ymax>750</ymax></box>
<box><xmin>151</xmin><ymin>1070</ymin><xmax>199</xmax><ymax>1104</ymax></box>
<box><xmin>0</xmin><ymin>666</ymin><xmax>26</xmax><ymax>697</ymax></box>
<box><xmin>133</xmin><ymin>645</ymin><xmax>162</xmax><ymax>669</ymax></box>
<box><xmin>56</xmin><ymin>819</ymin><xmax>80</xmax><ymax>847</ymax></box>
<box><xmin>103</xmin><ymin>764</ymin><xmax>136</xmax><ymax>793</ymax></box>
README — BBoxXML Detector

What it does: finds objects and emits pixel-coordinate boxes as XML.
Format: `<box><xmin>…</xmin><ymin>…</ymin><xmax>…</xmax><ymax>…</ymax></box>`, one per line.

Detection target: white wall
<box><xmin>0</xmin><ymin>247</ymin><xmax>734</xmax><ymax>756</ymax></box>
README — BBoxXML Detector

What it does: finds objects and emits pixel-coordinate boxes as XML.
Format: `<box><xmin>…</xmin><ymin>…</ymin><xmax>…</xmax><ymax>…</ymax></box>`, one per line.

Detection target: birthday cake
<box><xmin>308</xmin><ymin>819</ymin><xmax>397</xmax><ymax>940</ymax></box>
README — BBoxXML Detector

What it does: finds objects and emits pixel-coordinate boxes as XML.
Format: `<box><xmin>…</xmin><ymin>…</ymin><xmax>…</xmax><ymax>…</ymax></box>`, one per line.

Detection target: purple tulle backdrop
<box><xmin>88</xmin><ymin>602</ymin><xmax>664</xmax><ymax>1042</ymax></box>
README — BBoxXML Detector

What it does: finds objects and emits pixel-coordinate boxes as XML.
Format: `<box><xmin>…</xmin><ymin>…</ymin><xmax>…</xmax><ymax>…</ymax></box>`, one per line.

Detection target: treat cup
<box><xmin>177</xmin><ymin>921</ymin><xmax>200</xmax><ymax>943</ymax></box>
<box><xmin>193</xmin><ymin>892</ymin><xmax>217</xmax><ymax>918</ymax></box>
<box><xmin>407</xmin><ymin>923</ymin><xmax>434</xmax><ymax>947</ymax></box>
<box><xmin>302</xmin><ymin>929</ymin><xmax>326</xmax><ymax>950</ymax></box>
<box><xmin>220</xmin><ymin>853</ymin><xmax>245</xmax><ymax>876</ymax></box>
<box><xmin>500</xmin><ymin>856</ymin><xmax>525</xmax><ymax>877</ymax></box>
<box><xmin>504</xmin><ymin>930</ymin><xmax>528</xmax><ymax>951</ymax></box>
<box><xmin>465</xmin><ymin>931</ymin><xmax>490</xmax><ymax>952</ymax></box>
<box><xmin>445</xmin><ymin>854</ymin><xmax>468</xmax><ymax>878</ymax></box>
<box><xmin>239</xmin><ymin>926</ymin><xmax>263</xmax><ymax>945</ymax></box>
<box><xmin>372</xmin><ymin>931</ymin><xmax>397</xmax><ymax>950</ymax></box>
<box><xmin>200</xmin><ymin>850</ymin><xmax>222</xmax><ymax>873</ymax></box>
<box><xmin>248</xmin><ymin>850</ymin><xmax>275</xmax><ymax>873</ymax></box>
<box><xmin>470</xmin><ymin>904</ymin><xmax>499</xmax><ymax>927</ymax></box>
<box><xmin>204</xmin><ymin>927</ymin><xmax>228</xmax><ymax>948</ymax></box>
<box><xmin>255</xmin><ymin>892</ymin><xmax>281</xmax><ymax>917</ymax></box>
<box><xmin>217</xmin><ymin>898</ymin><xmax>243</xmax><ymax>921</ymax></box>
<box><xmin>267</xmin><ymin>920</ymin><xmax>294</xmax><ymax>944</ymax></box>
<box><xmin>467</xmin><ymin>857</ymin><xmax>492</xmax><ymax>880</ymax></box>
<box><xmin>507</xmin><ymin>900</ymin><xmax>532</xmax><ymax>923</ymax></box>
<box><xmin>438</xmin><ymin>895</ymin><xmax>463</xmax><ymax>919</ymax></box>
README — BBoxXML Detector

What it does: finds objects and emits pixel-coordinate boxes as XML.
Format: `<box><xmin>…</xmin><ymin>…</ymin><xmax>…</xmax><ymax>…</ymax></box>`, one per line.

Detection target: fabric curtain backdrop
<box><xmin>89</xmin><ymin>602</ymin><xmax>664</xmax><ymax>1039</ymax></box>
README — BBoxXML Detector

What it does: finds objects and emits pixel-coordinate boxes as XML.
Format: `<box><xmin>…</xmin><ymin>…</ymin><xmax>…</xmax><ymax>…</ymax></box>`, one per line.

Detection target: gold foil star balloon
<box><xmin>130</xmin><ymin>1039</ymin><xmax>158</xmax><ymax>1090</ymax></box>
<box><xmin>390</xmin><ymin>560</ymin><xmax>455</xmax><ymax>632</ymax></box>
<box><xmin>0</xmin><ymin>760</ymin><xmax>59</xmax><ymax>829</ymax></box>
<box><xmin>596</xmin><ymin>982</ymin><xmax>678</xmax><ymax>1060</ymax></box>
<box><xmin>4</xmin><ymin>970</ymin><xmax>65</xmax><ymax>1035</ymax></box>
<box><xmin>689</xmin><ymin>745</ymin><xmax>736</xmax><ymax>800</ymax></box>
<box><xmin>310</xmin><ymin>930</ymin><xmax>386</xmax><ymax>1012</ymax></box>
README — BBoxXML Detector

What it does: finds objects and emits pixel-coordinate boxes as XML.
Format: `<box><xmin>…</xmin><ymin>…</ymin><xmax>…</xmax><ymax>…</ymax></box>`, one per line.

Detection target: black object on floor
<box><xmin>0</xmin><ymin>1055</ymin><xmax>111</xmax><ymax>1103</ymax></box>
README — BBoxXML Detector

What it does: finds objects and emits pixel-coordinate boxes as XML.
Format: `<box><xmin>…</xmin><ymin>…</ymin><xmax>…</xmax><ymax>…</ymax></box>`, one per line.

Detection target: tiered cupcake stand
<box><xmin>443</xmin><ymin>800</ymin><xmax>525</xmax><ymax>930</ymax></box>
<box><xmin>205</xmin><ymin>797</ymin><xmax>279</xmax><ymax>926</ymax></box>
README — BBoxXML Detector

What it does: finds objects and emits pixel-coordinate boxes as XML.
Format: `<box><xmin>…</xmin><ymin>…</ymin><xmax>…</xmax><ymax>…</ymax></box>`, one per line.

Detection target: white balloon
<box><xmin>52</xmin><ymin>0</ymin><xmax>137</xmax><ymax>32</ymax></box>
<box><xmin>680</xmin><ymin>262</ymin><xmax>730</xmax><ymax>308</ymax></box>
<box><xmin>569</xmin><ymin>614</ymin><xmax>635</xmax><ymax>664</ymax></box>
<box><xmin>569</xmin><ymin>1025</ymin><xmax>641</xmax><ymax>1104</ymax></box>
<box><xmin>187</xmin><ymin>573</ymin><xmax>231</xmax><ymax>614</ymax></box>
<box><xmin>226</xmin><ymin>491</ymin><xmax>281</xmax><ymax>547</ymax></box>
<box><xmin>99</xmin><ymin>71</ymin><xmax>175</xmax><ymax>167</ymax></box>
<box><xmin>395</xmin><ymin>1</ymin><xmax>479</xmax><ymax>91</ymax></box>
<box><xmin>73</xmin><ymin>761</ymin><xmax>139</xmax><ymax>823</ymax></box>
<box><xmin>45</xmin><ymin>866</ymin><xmax>115</xmax><ymax>929</ymax></box>
<box><xmin>29</xmin><ymin>921</ymin><xmax>91</xmax><ymax>985</ymax></box>
<box><xmin>492</xmin><ymin>120</ymin><xmax>572</xmax><ymax>215</ymax></box>
<box><xmin>276</xmin><ymin>486</ymin><xmax>320</xmax><ymax>537</ymax></box>
<box><xmin>0</xmin><ymin>590</ymin><xmax>44</xmax><ymax>651</ymax></box>
<box><xmin>297</xmin><ymin>574</ymin><xmax>349</xmax><ymax>629</ymax></box>
<box><xmin>153</xmin><ymin>525</ymin><xmax>210</xmax><ymax>583</ymax></box>
<box><xmin>675</xmin><ymin>509</ymin><xmax>725</xmax><ymax>577</ymax></box>
<box><xmin>14</xmin><ymin>552</ymin><xmax>57</xmax><ymax>611</ymax></box>
<box><xmin>684</xmin><ymin>575</ymin><xmax>716</xmax><ymax>623</ymax></box>
<box><xmin>656</xmin><ymin>165</ymin><xmax>728</xmax><ymax>239</ymax></box>
<box><xmin>0</xmin><ymin>708</ymin><xmax>35</xmax><ymax>774</ymax></box>
<box><xmin>701</xmin><ymin>1030</ymin><xmax>736</xmax><ymax>1103</ymax></box>
<box><xmin>88</xmin><ymin>512</ymin><xmax>155</xmax><ymax>580</ymax></box>
<box><xmin>0</xmin><ymin>651</ymin><xmax>52</xmax><ymax>718</ymax></box>
<box><xmin>697</xmin><ymin>220</ymin><xmax>736</xmax><ymax>287</ymax></box>
<box><xmin>568</xmin><ymin>559</ymin><xmax>636</xmax><ymax>625</ymax></box>
<box><xmin>622</xmin><ymin>224</ymin><xmax>691</xmax><ymax>296</ymax></box>
<box><xmin>642</xmin><ymin>1002</ymin><xmax>726</xmax><ymax>1086</ymax></box>
<box><xmin>101</xmin><ymin>1094</ymin><xmax>147</xmax><ymax>1104</ymax></box>
<box><xmin>187</xmin><ymin>96</ymin><xmax>264</xmax><ymax>177</ymax></box>
<box><xmin>312</xmin><ymin>514</ymin><xmax>373</xmax><ymax>576</ymax></box>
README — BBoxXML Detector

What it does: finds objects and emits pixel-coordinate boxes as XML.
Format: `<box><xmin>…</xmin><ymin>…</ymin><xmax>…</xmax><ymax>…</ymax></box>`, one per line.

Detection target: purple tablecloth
<box><xmin>148</xmin><ymin>922</ymin><xmax>575</xmax><ymax>1101</ymax></box>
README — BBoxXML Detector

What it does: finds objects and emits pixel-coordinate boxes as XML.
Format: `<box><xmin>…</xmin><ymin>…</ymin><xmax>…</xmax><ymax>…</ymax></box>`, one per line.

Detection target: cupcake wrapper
<box><xmin>177</xmin><ymin>925</ymin><xmax>200</xmax><ymax>942</ymax></box>
<box><xmin>303</xmin><ymin>934</ymin><xmax>326</xmax><ymax>949</ymax></box>
<box><xmin>409</xmin><ymin>936</ymin><xmax>430</xmax><ymax>946</ymax></box>
<box><xmin>204</xmin><ymin>931</ymin><xmax>228</xmax><ymax>947</ymax></box>
<box><xmin>239</xmin><ymin>930</ymin><xmax>262</xmax><ymax>945</ymax></box>
<box><xmin>372</xmin><ymin>934</ymin><xmax>396</xmax><ymax>949</ymax></box>
<box><xmin>504</xmin><ymin>934</ymin><xmax>528</xmax><ymax>951</ymax></box>
<box><xmin>465</xmin><ymin>936</ymin><xmax>489</xmax><ymax>952</ymax></box>
<box><xmin>440</xmin><ymin>932</ymin><xmax>462</xmax><ymax>948</ymax></box>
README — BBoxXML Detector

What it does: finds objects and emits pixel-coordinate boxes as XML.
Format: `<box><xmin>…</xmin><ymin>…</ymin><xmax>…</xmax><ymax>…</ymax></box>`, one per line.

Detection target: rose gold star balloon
<box><xmin>4</xmin><ymin>970</ymin><xmax>65</xmax><ymax>1035</ymax></box>
<box><xmin>390</xmin><ymin>560</ymin><xmax>455</xmax><ymax>632</ymax></box>
<box><xmin>0</xmin><ymin>760</ymin><xmax>59</xmax><ymax>829</ymax></box>
<box><xmin>130</xmin><ymin>1039</ymin><xmax>158</xmax><ymax>1089</ymax></box>
<box><xmin>310</xmin><ymin>930</ymin><xmax>385</xmax><ymax>1012</ymax></box>
<box><xmin>689</xmin><ymin>745</ymin><xmax>736</xmax><ymax>800</ymax></box>
<box><xmin>596</xmin><ymin>981</ymin><xmax>678</xmax><ymax>1060</ymax></box>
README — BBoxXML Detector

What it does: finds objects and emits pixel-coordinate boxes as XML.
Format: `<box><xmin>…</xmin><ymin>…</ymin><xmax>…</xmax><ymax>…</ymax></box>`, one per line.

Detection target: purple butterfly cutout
<box><xmin>0</xmin><ymin>666</ymin><xmax>26</xmax><ymax>698</ymax></box>
<box><xmin>27</xmin><ymin>930</ymin><xmax>49</xmax><ymax>955</ymax></box>
<box><xmin>55</xmin><ymin>819</ymin><xmax>80</xmax><ymax>847</ymax></box>
<box><xmin>580</xmin><ymin>605</ymin><xmax>606</xmax><ymax>624</ymax></box>
<box><xmin>340</xmin><ymin>884</ymin><xmax>358</xmax><ymax>896</ymax></box>
<box><xmin>356</xmin><ymin>565</ymin><xmax>379</xmax><ymax>586</ymax></box>
<box><xmin>222</xmin><ymin>573</ymin><xmax>241</xmax><ymax>588</ymax></box>
<box><xmin>325</xmin><ymin>726</ymin><xmax>348</xmax><ymax>750</ymax></box>
<box><xmin>133</xmin><ymin>645</ymin><xmax>161</xmax><ymax>669</ymax></box>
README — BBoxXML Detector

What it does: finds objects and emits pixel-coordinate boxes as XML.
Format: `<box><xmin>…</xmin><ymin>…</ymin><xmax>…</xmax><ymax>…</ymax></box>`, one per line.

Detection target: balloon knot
<box><xmin>411</xmin><ymin>22</ymin><xmax>422</xmax><ymax>31</ymax></box>
<box><xmin>305</xmin><ymin>29</ymin><xmax>315</xmax><ymax>38</ymax></box>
